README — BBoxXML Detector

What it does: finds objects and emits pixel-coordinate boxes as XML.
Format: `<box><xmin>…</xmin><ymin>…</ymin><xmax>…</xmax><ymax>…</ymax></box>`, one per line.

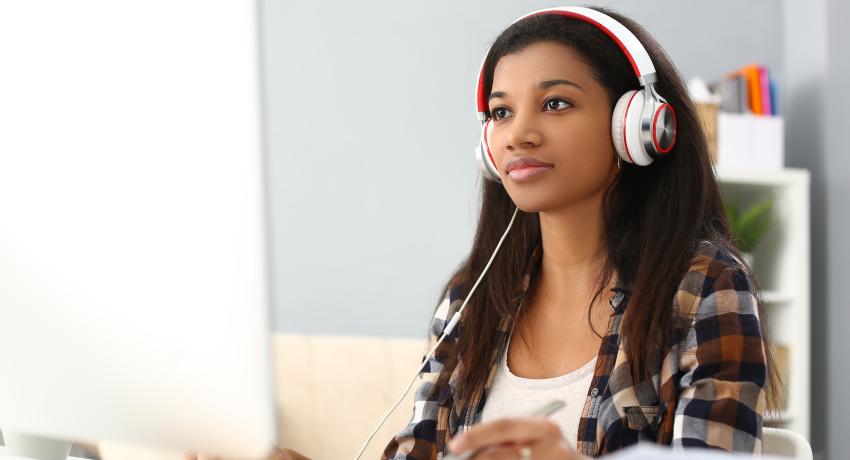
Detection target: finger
<box><xmin>269</xmin><ymin>447</ymin><xmax>293</xmax><ymax>460</ymax></box>
<box><xmin>472</xmin><ymin>442</ymin><xmax>530</xmax><ymax>460</ymax></box>
<box><xmin>448</xmin><ymin>417</ymin><xmax>560</xmax><ymax>453</ymax></box>
<box><xmin>280</xmin><ymin>447</ymin><xmax>313</xmax><ymax>460</ymax></box>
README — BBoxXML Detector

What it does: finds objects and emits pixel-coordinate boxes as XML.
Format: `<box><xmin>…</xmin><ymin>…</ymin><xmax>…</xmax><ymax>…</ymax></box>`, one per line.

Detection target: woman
<box><xmin>191</xmin><ymin>6</ymin><xmax>779</xmax><ymax>460</ymax></box>
<box><xmin>381</xmin><ymin>6</ymin><xmax>780</xmax><ymax>460</ymax></box>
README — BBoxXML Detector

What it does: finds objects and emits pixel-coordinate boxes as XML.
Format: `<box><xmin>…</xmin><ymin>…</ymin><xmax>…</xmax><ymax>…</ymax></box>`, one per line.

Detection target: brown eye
<box><xmin>490</xmin><ymin>107</ymin><xmax>512</xmax><ymax>120</ymax></box>
<box><xmin>545</xmin><ymin>98</ymin><xmax>572</xmax><ymax>111</ymax></box>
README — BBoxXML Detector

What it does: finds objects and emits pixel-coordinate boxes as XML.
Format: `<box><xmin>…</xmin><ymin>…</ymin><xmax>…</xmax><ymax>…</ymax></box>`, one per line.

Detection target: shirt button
<box><xmin>591</xmin><ymin>388</ymin><xmax>599</xmax><ymax>397</ymax></box>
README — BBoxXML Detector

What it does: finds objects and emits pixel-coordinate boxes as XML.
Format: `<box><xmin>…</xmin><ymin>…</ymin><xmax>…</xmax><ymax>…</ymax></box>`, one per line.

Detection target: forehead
<box><xmin>491</xmin><ymin>41</ymin><xmax>595</xmax><ymax>90</ymax></box>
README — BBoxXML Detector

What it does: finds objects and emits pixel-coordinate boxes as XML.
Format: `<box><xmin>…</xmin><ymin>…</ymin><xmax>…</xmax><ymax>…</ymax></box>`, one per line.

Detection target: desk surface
<box><xmin>0</xmin><ymin>446</ymin><xmax>87</xmax><ymax>460</ymax></box>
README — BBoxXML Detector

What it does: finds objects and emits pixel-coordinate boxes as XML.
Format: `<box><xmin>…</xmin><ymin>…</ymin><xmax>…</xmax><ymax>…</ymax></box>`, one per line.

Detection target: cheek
<box><xmin>551</xmin><ymin>114</ymin><xmax>614</xmax><ymax>163</ymax></box>
<box><xmin>485</xmin><ymin>124</ymin><xmax>494</xmax><ymax>153</ymax></box>
<box><xmin>486</xmin><ymin>122</ymin><xmax>503</xmax><ymax>168</ymax></box>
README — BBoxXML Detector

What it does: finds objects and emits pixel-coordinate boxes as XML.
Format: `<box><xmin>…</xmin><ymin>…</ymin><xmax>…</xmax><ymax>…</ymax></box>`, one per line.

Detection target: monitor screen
<box><xmin>0</xmin><ymin>1</ymin><xmax>277</xmax><ymax>457</ymax></box>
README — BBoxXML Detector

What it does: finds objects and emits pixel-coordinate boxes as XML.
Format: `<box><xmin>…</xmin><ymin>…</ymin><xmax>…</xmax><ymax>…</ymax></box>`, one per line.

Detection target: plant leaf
<box><xmin>736</xmin><ymin>197</ymin><xmax>774</xmax><ymax>251</ymax></box>
<box><xmin>723</xmin><ymin>199</ymin><xmax>742</xmax><ymax>246</ymax></box>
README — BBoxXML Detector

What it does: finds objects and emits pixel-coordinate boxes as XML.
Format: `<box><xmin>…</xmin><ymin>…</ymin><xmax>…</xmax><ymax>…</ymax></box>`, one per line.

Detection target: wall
<box><xmin>262</xmin><ymin>0</ymin><xmax>784</xmax><ymax>338</ymax></box>
<box><xmin>781</xmin><ymin>0</ymin><xmax>849</xmax><ymax>457</ymax></box>
<box><xmin>823</xmin><ymin>1</ymin><xmax>849</xmax><ymax>459</ymax></box>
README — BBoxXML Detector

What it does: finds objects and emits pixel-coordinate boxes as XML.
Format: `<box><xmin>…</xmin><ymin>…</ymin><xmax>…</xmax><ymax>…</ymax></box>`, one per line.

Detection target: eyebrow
<box><xmin>488</xmin><ymin>79</ymin><xmax>584</xmax><ymax>102</ymax></box>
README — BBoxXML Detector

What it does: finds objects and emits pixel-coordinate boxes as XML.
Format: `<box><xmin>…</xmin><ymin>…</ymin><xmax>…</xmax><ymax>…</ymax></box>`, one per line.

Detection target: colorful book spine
<box><xmin>743</xmin><ymin>64</ymin><xmax>763</xmax><ymax>115</ymax></box>
<box><xmin>769</xmin><ymin>74</ymin><xmax>779</xmax><ymax>115</ymax></box>
<box><xmin>758</xmin><ymin>66</ymin><xmax>772</xmax><ymax>116</ymax></box>
<box><xmin>717</xmin><ymin>64</ymin><xmax>779</xmax><ymax>116</ymax></box>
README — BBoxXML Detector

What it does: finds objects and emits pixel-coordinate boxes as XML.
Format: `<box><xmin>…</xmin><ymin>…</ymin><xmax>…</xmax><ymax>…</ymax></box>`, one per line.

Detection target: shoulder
<box><xmin>687</xmin><ymin>239</ymin><xmax>749</xmax><ymax>281</ymax></box>
<box><xmin>672</xmin><ymin>240</ymin><xmax>757</xmax><ymax>320</ymax></box>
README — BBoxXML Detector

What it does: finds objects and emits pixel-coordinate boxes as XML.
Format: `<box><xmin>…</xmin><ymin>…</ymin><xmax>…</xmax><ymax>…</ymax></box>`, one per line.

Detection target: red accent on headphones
<box><xmin>652</xmin><ymin>103</ymin><xmax>677</xmax><ymax>154</ymax></box>
<box><xmin>622</xmin><ymin>91</ymin><xmax>640</xmax><ymax>164</ymax></box>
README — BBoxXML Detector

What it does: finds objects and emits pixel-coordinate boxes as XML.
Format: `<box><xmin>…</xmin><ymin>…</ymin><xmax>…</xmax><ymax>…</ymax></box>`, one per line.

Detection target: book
<box><xmin>759</xmin><ymin>66</ymin><xmax>773</xmax><ymax>116</ymax></box>
<box><xmin>743</xmin><ymin>64</ymin><xmax>763</xmax><ymax>115</ymax></box>
<box><xmin>712</xmin><ymin>64</ymin><xmax>780</xmax><ymax>116</ymax></box>
<box><xmin>769</xmin><ymin>74</ymin><xmax>779</xmax><ymax>115</ymax></box>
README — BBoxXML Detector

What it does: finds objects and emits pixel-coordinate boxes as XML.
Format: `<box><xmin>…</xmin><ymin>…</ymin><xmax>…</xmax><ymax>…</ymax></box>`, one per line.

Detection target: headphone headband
<box><xmin>476</xmin><ymin>6</ymin><xmax>657</xmax><ymax>120</ymax></box>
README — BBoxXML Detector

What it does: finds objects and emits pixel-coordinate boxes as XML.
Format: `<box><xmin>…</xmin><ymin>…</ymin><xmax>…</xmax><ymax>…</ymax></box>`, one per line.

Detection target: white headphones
<box><xmin>474</xmin><ymin>6</ymin><xmax>678</xmax><ymax>182</ymax></box>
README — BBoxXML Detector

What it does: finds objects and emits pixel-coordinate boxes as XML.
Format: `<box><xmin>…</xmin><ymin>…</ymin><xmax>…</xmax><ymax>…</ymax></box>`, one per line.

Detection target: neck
<box><xmin>534</xmin><ymin>191</ymin><xmax>614</xmax><ymax>306</ymax></box>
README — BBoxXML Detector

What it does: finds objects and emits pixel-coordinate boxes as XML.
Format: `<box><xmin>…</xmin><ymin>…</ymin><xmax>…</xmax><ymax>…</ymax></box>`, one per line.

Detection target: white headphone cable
<box><xmin>353</xmin><ymin>205</ymin><xmax>521</xmax><ymax>460</ymax></box>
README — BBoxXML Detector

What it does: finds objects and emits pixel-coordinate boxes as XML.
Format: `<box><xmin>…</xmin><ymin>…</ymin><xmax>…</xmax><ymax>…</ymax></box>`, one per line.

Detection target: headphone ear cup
<box><xmin>475</xmin><ymin>119</ymin><xmax>502</xmax><ymax>182</ymax></box>
<box><xmin>611</xmin><ymin>90</ymin><xmax>654</xmax><ymax>166</ymax></box>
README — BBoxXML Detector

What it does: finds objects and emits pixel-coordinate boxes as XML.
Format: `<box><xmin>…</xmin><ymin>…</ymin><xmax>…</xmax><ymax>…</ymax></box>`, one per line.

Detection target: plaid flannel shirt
<box><xmin>381</xmin><ymin>239</ymin><xmax>767</xmax><ymax>459</ymax></box>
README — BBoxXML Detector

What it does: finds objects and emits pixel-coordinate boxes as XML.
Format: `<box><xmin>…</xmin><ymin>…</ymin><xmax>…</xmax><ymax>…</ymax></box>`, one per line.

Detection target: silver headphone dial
<box><xmin>653</xmin><ymin>105</ymin><xmax>676</xmax><ymax>153</ymax></box>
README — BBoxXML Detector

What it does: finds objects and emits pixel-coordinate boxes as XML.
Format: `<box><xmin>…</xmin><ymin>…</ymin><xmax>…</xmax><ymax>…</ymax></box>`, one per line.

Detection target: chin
<box><xmin>506</xmin><ymin>185</ymin><xmax>590</xmax><ymax>214</ymax></box>
<box><xmin>505</xmin><ymin>195</ymin><xmax>551</xmax><ymax>214</ymax></box>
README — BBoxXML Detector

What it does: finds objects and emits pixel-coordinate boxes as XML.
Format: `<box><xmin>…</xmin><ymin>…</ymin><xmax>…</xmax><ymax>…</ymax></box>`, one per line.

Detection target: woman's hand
<box><xmin>184</xmin><ymin>446</ymin><xmax>311</xmax><ymax>460</ymax></box>
<box><xmin>447</xmin><ymin>417</ymin><xmax>587</xmax><ymax>459</ymax></box>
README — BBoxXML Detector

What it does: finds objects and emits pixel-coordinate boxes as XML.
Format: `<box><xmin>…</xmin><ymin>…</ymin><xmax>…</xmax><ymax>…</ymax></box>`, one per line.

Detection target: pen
<box><xmin>442</xmin><ymin>399</ymin><xmax>566</xmax><ymax>460</ymax></box>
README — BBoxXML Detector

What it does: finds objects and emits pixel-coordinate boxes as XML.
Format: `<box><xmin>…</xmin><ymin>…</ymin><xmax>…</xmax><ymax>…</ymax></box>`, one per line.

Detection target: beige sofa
<box><xmin>97</xmin><ymin>333</ymin><xmax>429</xmax><ymax>460</ymax></box>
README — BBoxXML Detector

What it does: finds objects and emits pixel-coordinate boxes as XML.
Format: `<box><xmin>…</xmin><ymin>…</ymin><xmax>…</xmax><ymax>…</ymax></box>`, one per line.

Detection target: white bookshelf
<box><xmin>716</xmin><ymin>168</ymin><xmax>810</xmax><ymax>440</ymax></box>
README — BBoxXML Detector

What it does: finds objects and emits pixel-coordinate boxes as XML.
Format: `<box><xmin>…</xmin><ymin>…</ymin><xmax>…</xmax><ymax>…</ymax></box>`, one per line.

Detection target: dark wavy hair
<box><xmin>428</xmin><ymin>6</ymin><xmax>781</xmax><ymax>413</ymax></box>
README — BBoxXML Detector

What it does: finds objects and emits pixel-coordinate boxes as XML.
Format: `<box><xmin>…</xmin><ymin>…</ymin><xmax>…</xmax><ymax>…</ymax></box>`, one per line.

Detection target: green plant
<box><xmin>723</xmin><ymin>196</ymin><xmax>774</xmax><ymax>252</ymax></box>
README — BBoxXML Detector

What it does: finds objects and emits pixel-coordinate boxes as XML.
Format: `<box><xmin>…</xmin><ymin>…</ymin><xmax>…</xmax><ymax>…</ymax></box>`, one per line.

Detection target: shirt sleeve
<box><xmin>673</xmin><ymin>265</ymin><xmax>768</xmax><ymax>453</ymax></box>
<box><xmin>381</xmin><ymin>290</ymin><xmax>456</xmax><ymax>460</ymax></box>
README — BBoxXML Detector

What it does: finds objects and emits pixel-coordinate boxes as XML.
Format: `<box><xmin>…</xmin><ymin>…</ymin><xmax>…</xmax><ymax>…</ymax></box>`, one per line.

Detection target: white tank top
<box><xmin>480</xmin><ymin>327</ymin><xmax>596</xmax><ymax>449</ymax></box>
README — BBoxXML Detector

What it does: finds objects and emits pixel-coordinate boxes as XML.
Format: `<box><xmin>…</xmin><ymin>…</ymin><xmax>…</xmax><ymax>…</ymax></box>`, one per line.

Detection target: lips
<box><xmin>505</xmin><ymin>156</ymin><xmax>554</xmax><ymax>173</ymax></box>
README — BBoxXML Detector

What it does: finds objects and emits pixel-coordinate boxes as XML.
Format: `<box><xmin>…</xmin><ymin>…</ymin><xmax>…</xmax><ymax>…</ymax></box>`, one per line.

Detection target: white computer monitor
<box><xmin>0</xmin><ymin>1</ymin><xmax>277</xmax><ymax>458</ymax></box>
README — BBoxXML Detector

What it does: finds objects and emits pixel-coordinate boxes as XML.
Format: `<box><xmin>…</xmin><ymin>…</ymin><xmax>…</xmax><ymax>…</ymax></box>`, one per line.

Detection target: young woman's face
<box><xmin>488</xmin><ymin>40</ymin><xmax>619</xmax><ymax>212</ymax></box>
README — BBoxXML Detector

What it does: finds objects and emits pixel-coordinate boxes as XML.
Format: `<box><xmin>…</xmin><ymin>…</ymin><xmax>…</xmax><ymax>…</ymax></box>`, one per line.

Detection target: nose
<box><xmin>504</xmin><ymin>112</ymin><xmax>542</xmax><ymax>151</ymax></box>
